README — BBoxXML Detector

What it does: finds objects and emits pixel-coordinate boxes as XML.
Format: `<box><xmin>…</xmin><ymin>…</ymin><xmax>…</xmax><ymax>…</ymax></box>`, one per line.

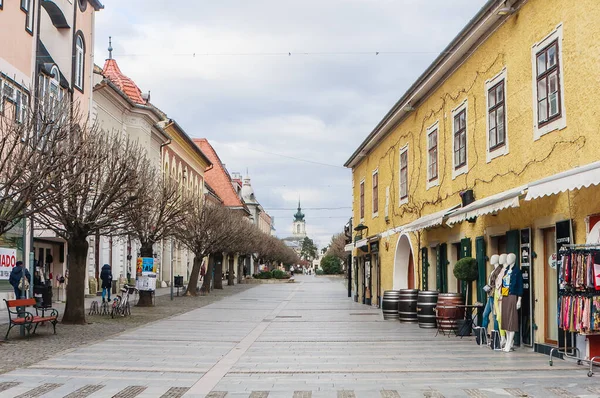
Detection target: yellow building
<box><xmin>345</xmin><ymin>0</ymin><xmax>600</xmax><ymax>355</ymax></box>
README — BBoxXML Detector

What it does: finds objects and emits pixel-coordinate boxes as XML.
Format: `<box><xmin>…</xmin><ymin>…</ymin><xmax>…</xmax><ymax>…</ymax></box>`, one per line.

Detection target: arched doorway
<box><xmin>393</xmin><ymin>233</ymin><xmax>415</xmax><ymax>289</ymax></box>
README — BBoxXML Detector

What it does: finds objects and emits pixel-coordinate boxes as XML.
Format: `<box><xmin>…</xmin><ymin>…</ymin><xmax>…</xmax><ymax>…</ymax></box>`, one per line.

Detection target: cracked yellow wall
<box><xmin>351</xmin><ymin>0</ymin><xmax>600</xmax><ymax>299</ymax></box>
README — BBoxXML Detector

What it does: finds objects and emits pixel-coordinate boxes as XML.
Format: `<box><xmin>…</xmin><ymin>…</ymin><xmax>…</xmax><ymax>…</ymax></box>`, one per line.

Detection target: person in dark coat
<box><xmin>9</xmin><ymin>261</ymin><xmax>31</xmax><ymax>299</ymax></box>
<box><xmin>100</xmin><ymin>264</ymin><xmax>113</xmax><ymax>303</ymax></box>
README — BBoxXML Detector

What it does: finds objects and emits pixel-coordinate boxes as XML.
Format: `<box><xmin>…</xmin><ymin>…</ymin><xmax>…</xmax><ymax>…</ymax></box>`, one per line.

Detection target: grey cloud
<box><xmin>95</xmin><ymin>0</ymin><xmax>487</xmax><ymax>246</ymax></box>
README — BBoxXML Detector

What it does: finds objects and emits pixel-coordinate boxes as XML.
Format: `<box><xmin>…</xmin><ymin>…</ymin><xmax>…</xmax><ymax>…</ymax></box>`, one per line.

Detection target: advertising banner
<box><xmin>0</xmin><ymin>248</ymin><xmax>17</xmax><ymax>280</ymax></box>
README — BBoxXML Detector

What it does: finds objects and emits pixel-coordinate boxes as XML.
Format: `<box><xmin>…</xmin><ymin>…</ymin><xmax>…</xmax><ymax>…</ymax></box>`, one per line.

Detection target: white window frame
<box><xmin>372</xmin><ymin>169</ymin><xmax>379</xmax><ymax>218</ymax></box>
<box><xmin>75</xmin><ymin>35</ymin><xmax>85</xmax><ymax>90</ymax></box>
<box><xmin>426</xmin><ymin>121</ymin><xmax>439</xmax><ymax>190</ymax></box>
<box><xmin>485</xmin><ymin>68</ymin><xmax>509</xmax><ymax>163</ymax></box>
<box><xmin>451</xmin><ymin>100</ymin><xmax>468</xmax><ymax>179</ymax></box>
<box><xmin>531</xmin><ymin>23</ymin><xmax>566</xmax><ymax>141</ymax></box>
<box><xmin>359</xmin><ymin>178</ymin><xmax>365</xmax><ymax>223</ymax></box>
<box><xmin>398</xmin><ymin>144</ymin><xmax>409</xmax><ymax>205</ymax></box>
<box><xmin>21</xmin><ymin>0</ymin><xmax>33</xmax><ymax>34</ymax></box>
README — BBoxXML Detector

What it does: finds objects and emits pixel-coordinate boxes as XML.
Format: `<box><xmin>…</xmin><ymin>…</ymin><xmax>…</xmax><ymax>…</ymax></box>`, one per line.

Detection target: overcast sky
<box><xmin>94</xmin><ymin>0</ymin><xmax>487</xmax><ymax>248</ymax></box>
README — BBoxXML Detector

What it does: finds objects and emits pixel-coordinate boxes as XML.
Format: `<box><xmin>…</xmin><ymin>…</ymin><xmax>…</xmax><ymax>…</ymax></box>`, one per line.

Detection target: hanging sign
<box><xmin>0</xmin><ymin>248</ymin><xmax>17</xmax><ymax>280</ymax></box>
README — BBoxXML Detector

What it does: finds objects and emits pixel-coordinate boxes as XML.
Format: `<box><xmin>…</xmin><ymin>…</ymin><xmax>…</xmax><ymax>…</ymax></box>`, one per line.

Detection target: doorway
<box><xmin>543</xmin><ymin>227</ymin><xmax>558</xmax><ymax>345</ymax></box>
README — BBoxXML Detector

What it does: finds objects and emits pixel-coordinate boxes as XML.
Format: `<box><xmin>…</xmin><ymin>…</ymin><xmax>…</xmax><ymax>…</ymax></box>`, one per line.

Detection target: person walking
<box><xmin>200</xmin><ymin>262</ymin><xmax>206</xmax><ymax>281</ymax></box>
<box><xmin>9</xmin><ymin>261</ymin><xmax>30</xmax><ymax>299</ymax></box>
<box><xmin>100</xmin><ymin>264</ymin><xmax>113</xmax><ymax>303</ymax></box>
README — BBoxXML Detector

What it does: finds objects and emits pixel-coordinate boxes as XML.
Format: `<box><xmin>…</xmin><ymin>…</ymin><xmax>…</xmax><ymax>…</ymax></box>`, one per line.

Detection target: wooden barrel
<box><xmin>417</xmin><ymin>291</ymin><xmax>438</xmax><ymax>329</ymax></box>
<box><xmin>398</xmin><ymin>289</ymin><xmax>419</xmax><ymax>323</ymax></box>
<box><xmin>381</xmin><ymin>290</ymin><xmax>401</xmax><ymax>320</ymax></box>
<box><xmin>436</xmin><ymin>293</ymin><xmax>465</xmax><ymax>333</ymax></box>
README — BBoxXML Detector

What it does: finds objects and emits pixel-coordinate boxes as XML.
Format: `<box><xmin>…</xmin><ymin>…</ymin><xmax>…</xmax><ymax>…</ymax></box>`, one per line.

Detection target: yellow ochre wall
<box><xmin>351</xmin><ymin>0</ymin><xmax>600</xmax><ymax>301</ymax></box>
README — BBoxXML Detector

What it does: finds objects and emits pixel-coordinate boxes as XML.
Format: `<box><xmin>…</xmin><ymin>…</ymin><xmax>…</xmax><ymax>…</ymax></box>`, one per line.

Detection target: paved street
<box><xmin>0</xmin><ymin>276</ymin><xmax>598</xmax><ymax>397</ymax></box>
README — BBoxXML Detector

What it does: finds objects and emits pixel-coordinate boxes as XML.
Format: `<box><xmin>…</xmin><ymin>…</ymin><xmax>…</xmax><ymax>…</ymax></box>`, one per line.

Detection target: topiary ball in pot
<box><xmin>453</xmin><ymin>257</ymin><xmax>478</xmax><ymax>282</ymax></box>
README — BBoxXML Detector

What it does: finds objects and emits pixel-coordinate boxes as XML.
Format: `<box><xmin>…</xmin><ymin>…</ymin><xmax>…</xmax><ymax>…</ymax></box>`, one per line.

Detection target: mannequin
<box><xmin>495</xmin><ymin>254</ymin><xmax>508</xmax><ymax>346</ymax></box>
<box><xmin>501</xmin><ymin>253</ymin><xmax>523</xmax><ymax>352</ymax></box>
<box><xmin>482</xmin><ymin>255</ymin><xmax>502</xmax><ymax>332</ymax></box>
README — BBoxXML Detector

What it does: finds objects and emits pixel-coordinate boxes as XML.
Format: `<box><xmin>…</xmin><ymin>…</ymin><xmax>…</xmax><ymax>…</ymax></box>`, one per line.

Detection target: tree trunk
<box><xmin>214</xmin><ymin>253</ymin><xmax>223</xmax><ymax>289</ymax></box>
<box><xmin>136</xmin><ymin>242</ymin><xmax>155</xmax><ymax>307</ymax></box>
<box><xmin>200</xmin><ymin>254</ymin><xmax>214</xmax><ymax>294</ymax></box>
<box><xmin>228</xmin><ymin>255</ymin><xmax>235</xmax><ymax>286</ymax></box>
<box><xmin>62</xmin><ymin>237</ymin><xmax>89</xmax><ymax>324</ymax></box>
<box><xmin>237</xmin><ymin>255</ymin><xmax>243</xmax><ymax>284</ymax></box>
<box><xmin>186</xmin><ymin>255</ymin><xmax>202</xmax><ymax>296</ymax></box>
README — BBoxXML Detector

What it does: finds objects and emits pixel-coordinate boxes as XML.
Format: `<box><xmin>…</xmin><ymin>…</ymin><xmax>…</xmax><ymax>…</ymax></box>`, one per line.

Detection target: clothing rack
<box><xmin>549</xmin><ymin>244</ymin><xmax>600</xmax><ymax>376</ymax></box>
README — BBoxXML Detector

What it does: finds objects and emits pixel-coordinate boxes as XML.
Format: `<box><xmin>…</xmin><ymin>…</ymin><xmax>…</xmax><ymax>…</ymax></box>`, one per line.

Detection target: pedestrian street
<box><xmin>0</xmin><ymin>275</ymin><xmax>598</xmax><ymax>398</ymax></box>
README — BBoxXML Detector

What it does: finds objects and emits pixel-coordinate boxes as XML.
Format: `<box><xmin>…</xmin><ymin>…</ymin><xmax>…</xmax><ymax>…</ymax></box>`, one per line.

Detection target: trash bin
<box><xmin>174</xmin><ymin>276</ymin><xmax>184</xmax><ymax>288</ymax></box>
<box><xmin>34</xmin><ymin>285</ymin><xmax>52</xmax><ymax>308</ymax></box>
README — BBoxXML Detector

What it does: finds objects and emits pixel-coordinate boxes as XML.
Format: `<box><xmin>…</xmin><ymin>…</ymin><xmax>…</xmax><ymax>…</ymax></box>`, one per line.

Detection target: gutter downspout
<box><xmin>159</xmin><ymin>132</ymin><xmax>172</xmax><ymax>297</ymax></box>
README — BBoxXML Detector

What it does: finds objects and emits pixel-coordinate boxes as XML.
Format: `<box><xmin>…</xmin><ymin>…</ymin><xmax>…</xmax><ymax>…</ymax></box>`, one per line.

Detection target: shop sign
<box><xmin>369</xmin><ymin>241</ymin><xmax>379</xmax><ymax>253</ymax></box>
<box><xmin>0</xmin><ymin>248</ymin><xmax>17</xmax><ymax>280</ymax></box>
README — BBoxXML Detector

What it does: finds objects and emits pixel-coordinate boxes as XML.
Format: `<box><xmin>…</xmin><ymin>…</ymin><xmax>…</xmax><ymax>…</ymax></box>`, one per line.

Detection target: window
<box><xmin>488</xmin><ymin>81</ymin><xmax>506</xmax><ymax>150</ymax></box>
<box><xmin>359</xmin><ymin>180</ymin><xmax>365</xmax><ymax>220</ymax></box>
<box><xmin>15</xmin><ymin>91</ymin><xmax>27</xmax><ymax>123</ymax></box>
<box><xmin>536</xmin><ymin>41</ymin><xmax>561</xmax><ymax>126</ymax></box>
<box><xmin>39</xmin><ymin>67</ymin><xmax>65</xmax><ymax>121</ymax></box>
<box><xmin>427</xmin><ymin>129</ymin><xmax>438</xmax><ymax>182</ymax></box>
<box><xmin>453</xmin><ymin>109</ymin><xmax>467</xmax><ymax>169</ymax></box>
<box><xmin>372</xmin><ymin>171</ymin><xmax>378</xmax><ymax>216</ymax></box>
<box><xmin>532</xmin><ymin>24</ymin><xmax>566</xmax><ymax>140</ymax></box>
<box><xmin>399</xmin><ymin>147</ymin><xmax>408</xmax><ymax>202</ymax></box>
<box><xmin>74</xmin><ymin>35</ymin><xmax>85</xmax><ymax>91</ymax></box>
<box><xmin>21</xmin><ymin>0</ymin><xmax>33</xmax><ymax>34</ymax></box>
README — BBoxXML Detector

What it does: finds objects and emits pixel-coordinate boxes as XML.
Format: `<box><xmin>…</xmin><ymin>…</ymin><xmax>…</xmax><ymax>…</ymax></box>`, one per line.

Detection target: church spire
<box><xmin>294</xmin><ymin>198</ymin><xmax>305</xmax><ymax>222</ymax></box>
<box><xmin>108</xmin><ymin>36</ymin><xmax>113</xmax><ymax>60</ymax></box>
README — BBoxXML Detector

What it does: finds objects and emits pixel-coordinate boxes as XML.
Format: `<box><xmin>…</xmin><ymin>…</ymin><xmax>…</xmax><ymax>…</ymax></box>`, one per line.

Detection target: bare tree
<box><xmin>176</xmin><ymin>201</ymin><xmax>237</xmax><ymax>296</ymax></box>
<box><xmin>0</xmin><ymin>96</ymin><xmax>78</xmax><ymax>236</ymax></box>
<box><xmin>35</xmin><ymin>121</ymin><xmax>148</xmax><ymax>324</ymax></box>
<box><xmin>124</xmin><ymin>172</ymin><xmax>191</xmax><ymax>306</ymax></box>
<box><xmin>326</xmin><ymin>233</ymin><xmax>347</xmax><ymax>262</ymax></box>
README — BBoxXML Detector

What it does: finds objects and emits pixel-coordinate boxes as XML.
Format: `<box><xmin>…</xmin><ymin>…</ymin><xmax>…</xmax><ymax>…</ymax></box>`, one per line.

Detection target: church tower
<box><xmin>292</xmin><ymin>200</ymin><xmax>306</xmax><ymax>238</ymax></box>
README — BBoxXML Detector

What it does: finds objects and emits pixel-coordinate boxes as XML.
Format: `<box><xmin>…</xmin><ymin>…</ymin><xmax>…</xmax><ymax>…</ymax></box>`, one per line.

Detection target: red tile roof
<box><xmin>194</xmin><ymin>139</ymin><xmax>246</xmax><ymax>209</ymax></box>
<box><xmin>102</xmin><ymin>59</ymin><xmax>146</xmax><ymax>105</ymax></box>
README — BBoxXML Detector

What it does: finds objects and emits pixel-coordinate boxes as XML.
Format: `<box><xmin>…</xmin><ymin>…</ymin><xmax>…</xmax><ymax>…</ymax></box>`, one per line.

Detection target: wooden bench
<box><xmin>4</xmin><ymin>298</ymin><xmax>58</xmax><ymax>340</ymax></box>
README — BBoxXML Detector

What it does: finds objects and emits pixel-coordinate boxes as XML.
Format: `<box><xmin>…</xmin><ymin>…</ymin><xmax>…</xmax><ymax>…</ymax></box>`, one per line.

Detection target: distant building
<box><xmin>283</xmin><ymin>201</ymin><xmax>309</xmax><ymax>258</ymax></box>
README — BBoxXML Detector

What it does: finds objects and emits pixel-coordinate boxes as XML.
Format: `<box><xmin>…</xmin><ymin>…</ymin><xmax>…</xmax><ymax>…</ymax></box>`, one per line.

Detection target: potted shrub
<box><xmin>453</xmin><ymin>257</ymin><xmax>478</xmax><ymax>336</ymax></box>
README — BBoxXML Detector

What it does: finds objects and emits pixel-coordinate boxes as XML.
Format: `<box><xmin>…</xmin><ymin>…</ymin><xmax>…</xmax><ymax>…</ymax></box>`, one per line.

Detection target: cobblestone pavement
<box><xmin>0</xmin><ymin>283</ymin><xmax>255</xmax><ymax>374</ymax></box>
<box><xmin>0</xmin><ymin>276</ymin><xmax>598</xmax><ymax>397</ymax></box>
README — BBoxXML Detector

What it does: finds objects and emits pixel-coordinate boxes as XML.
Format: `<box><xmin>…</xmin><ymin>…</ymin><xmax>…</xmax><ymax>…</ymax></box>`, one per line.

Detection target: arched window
<box><xmin>74</xmin><ymin>35</ymin><xmax>85</xmax><ymax>90</ymax></box>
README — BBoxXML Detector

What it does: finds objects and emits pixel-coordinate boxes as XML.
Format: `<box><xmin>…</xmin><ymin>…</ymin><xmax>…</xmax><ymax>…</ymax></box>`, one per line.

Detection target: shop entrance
<box><xmin>393</xmin><ymin>234</ymin><xmax>414</xmax><ymax>290</ymax></box>
<box><xmin>543</xmin><ymin>227</ymin><xmax>558</xmax><ymax>345</ymax></box>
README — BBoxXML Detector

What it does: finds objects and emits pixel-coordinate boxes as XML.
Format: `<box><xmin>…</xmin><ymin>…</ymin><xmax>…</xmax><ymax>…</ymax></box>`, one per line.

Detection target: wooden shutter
<box><xmin>421</xmin><ymin>247</ymin><xmax>428</xmax><ymax>291</ymax></box>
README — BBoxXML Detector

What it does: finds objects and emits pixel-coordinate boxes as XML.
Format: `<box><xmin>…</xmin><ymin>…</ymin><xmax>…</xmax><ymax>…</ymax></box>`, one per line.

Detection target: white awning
<box><xmin>446</xmin><ymin>186</ymin><xmax>526</xmax><ymax>226</ymax></box>
<box><xmin>403</xmin><ymin>204</ymin><xmax>461</xmax><ymax>233</ymax></box>
<box><xmin>344</xmin><ymin>243</ymin><xmax>354</xmax><ymax>252</ymax></box>
<box><xmin>526</xmin><ymin>161</ymin><xmax>600</xmax><ymax>201</ymax></box>
<box><xmin>355</xmin><ymin>238</ymin><xmax>368</xmax><ymax>248</ymax></box>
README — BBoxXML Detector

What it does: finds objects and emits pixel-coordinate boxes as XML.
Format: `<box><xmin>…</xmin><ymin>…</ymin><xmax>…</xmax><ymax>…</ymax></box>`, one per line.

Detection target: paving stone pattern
<box><xmin>112</xmin><ymin>385</ymin><xmax>147</xmax><ymax>398</ymax></box>
<box><xmin>14</xmin><ymin>383</ymin><xmax>62</xmax><ymax>398</ymax></box>
<box><xmin>63</xmin><ymin>384</ymin><xmax>104</xmax><ymax>397</ymax></box>
<box><xmin>0</xmin><ymin>276</ymin><xmax>599</xmax><ymax>397</ymax></box>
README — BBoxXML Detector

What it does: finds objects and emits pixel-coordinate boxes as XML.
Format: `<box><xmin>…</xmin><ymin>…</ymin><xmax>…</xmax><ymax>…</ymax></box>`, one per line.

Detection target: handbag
<box><xmin>490</xmin><ymin>330</ymin><xmax>501</xmax><ymax>350</ymax></box>
<box><xmin>18</xmin><ymin>270</ymin><xmax>30</xmax><ymax>291</ymax></box>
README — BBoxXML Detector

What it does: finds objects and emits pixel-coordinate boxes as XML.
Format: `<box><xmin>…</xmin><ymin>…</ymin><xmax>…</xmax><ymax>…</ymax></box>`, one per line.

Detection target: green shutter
<box><xmin>475</xmin><ymin>236</ymin><xmax>486</xmax><ymax>305</ymax></box>
<box><xmin>506</xmin><ymin>230</ymin><xmax>520</xmax><ymax>268</ymax></box>
<box><xmin>436</xmin><ymin>246</ymin><xmax>442</xmax><ymax>292</ymax></box>
<box><xmin>421</xmin><ymin>247</ymin><xmax>428</xmax><ymax>291</ymax></box>
<box><xmin>460</xmin><ymin>238</ymin><xmax>472</xmax><ymax>258</ymax></box>
<box><xmin>439</xmin><ymin>243</ymin><xmax>448</xmax><ymax>293</ymax></box>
